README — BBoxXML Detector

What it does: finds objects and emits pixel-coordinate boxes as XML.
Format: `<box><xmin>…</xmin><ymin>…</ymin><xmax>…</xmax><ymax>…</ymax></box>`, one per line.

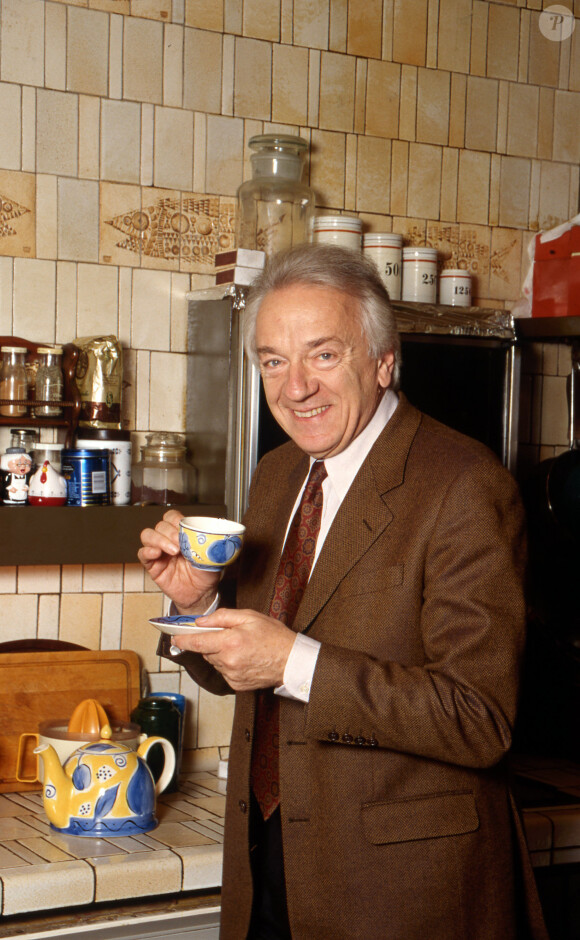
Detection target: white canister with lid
<box><xmin>363</xmin><ymin>233</ymin><xmax>403</xmax><ymax>300</ymax></box>
<box><xmin>402</xmin><ymin>247</ymin><xmax>438</xmax><ymax>303</ymax></box>
<box><xmin>439</xmin><ymin>269</ymin><xmax>472</xmax><ymax>307</ymax></box>
<box><xmin>312</xmin><ymin>216</ymin><xmax>363</xmax><ymax>250</ymax></box>
<box><xmin>74</xmin><ymin>428</ymin><xmax>132</xmax><ymax>505</ymax></box>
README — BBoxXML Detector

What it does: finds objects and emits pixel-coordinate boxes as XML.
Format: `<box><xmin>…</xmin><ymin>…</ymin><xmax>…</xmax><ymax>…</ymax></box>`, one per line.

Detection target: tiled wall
<box><xmin>0</xmin><ymin>0</ymin><xmax>579</xmax><ymax>763</ymax></box>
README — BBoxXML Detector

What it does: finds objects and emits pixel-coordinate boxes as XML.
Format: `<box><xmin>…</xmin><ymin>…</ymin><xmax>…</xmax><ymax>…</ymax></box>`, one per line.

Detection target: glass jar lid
<box><xmin>37</xmin><ymin>345</ymin><xmax>63</xmax><ymax>355</ymax></box>
<box><xmin>142</xmin><ymin>431</ymin><xmax>187</xmax><ymax>460</ymax></box>
<box><xmin>1</xmin><ymin>346</ymin><xmax>28</xmax><ymax>354</ymax></box>
<box><xmin>248</xmin><ymin>134</ymin><xmax>308</xmax><ymax>181</ymax></box>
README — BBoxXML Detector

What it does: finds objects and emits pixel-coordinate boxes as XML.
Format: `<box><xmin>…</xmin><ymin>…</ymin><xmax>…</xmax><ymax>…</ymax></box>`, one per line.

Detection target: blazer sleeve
<box><xmin>302</xmin><ymin>457</ymin><xmax>527</xmax><ymax>770</ymax></box>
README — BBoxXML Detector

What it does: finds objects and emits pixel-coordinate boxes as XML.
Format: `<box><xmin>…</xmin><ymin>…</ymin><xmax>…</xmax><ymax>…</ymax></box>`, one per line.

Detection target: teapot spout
<box><xmin>34</xmin><ymin>743</ymin><xmax>73</xmax><ymax>829</ymax></box>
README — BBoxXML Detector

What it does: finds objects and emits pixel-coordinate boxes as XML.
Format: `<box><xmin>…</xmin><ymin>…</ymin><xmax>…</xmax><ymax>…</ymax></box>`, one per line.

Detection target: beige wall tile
<box><xmin>272</xmin><ymin>45</ymin><xmax>309</xmax><ymax>126</ymax></box>
<box><xmin>61</xmin><ymin>566</ymin><xmax>83</xmax><ymax>593</ymax></box>
<box><xmin>0</xmin><ymin>259</ymin><xmax>14</xmax><ymax>333</ymax></box>
<box><xmin>489</xmin><ymin>152</ymin><xmax>501</xmax><ymax>227</ymax></box>
<box><xmin>496</xmin><ymin>80</ymin><xmax>509</xmax><ymax>155</ymax></box>
<box><xmin>77</xmin><ymin>262</ymin><xmax>119</xmax><ymax>335</ymax></box>
<box><xmin>225</xmin><ymin>0</ymin><xmax>242</xmax><ymax>34</ymax></box>
<box><xmin>437</xmin><ymin>0</ymin><xmax>472</xmax><ymax>73</ymax></box>
<box><xmin>36</xmin><ymin>90</ymin><xmax>78</xmax><ymax>177</ymax></box>
<box><xmin>319</xmin><ymin>51</ymin><xmax>356</xmax><ymax>132</ymax></box>
<box><xmin>293</xmin><ymin>0</ymin><xmax>330</xmax><ymax>50</ymax></box>
<box><xmin>0</xmin><ymin>84</ymin><xmax>21</xmax><ymax>171</ymax></box>
<box><xmin>517</xmin><ymin>10</ymin><xmax>531</xmax><ymax>84</ymax></box>
<box><xmin>538</xmin><ymin>161</ymin><xmax>575</xmax><ymax>229</ymax></box>
<box><xmin>222</xmin><ymin>34</ymin><xmax>235</xmax><ymax>116</ymax></box>
<box><xmin>308</xmin><ymin>49</ymin><xmax>321</xmax><ymax>127</ymax></box>
<box><xmin>183</xmin><ymin>28</ymin><xmax>223</xmax><ymax>114</ymax></box>
<box><xmin>135</xmin><ymin>349</ymin><xmax>151</xmax><ymax>430</ymax></box>
<box><xmin>540</xmin><ymin>374</ymin><xmax>569</xmax><ymax>446</ymax></box>
<box><xmin>124</xmin><ymin>564</ymin><xmax>146</xmax><ymax>593</ymax></box>
<box><xmin>13</xmin><ymin>259</ymin><xmax>56</xmax><ymax>341</ymax></box>
<box><xmin>498</xmin><ymin>156</ymin><xmax>531</xmax><ymax>228</ymax></box>
<box><xmin>57</xmin><ymin>178</ymin><xmax>99</xmax><ymax>262</ymax></box>
<box><xmin>100</xmin><ymin>182</ymin><xmax>142</xmax><ymax>267</ymax></box>
<box><xmin>18</xmin><ymin>567</ymin><xmax>61</xmax><ymax>594</ymax></box>
<box><xmin>528</xmin><ymin>13</ymin><xmax>561</xmax><ymax>87</ymax></box>
<box><xmin>131</xmin><ymin>269</ymin><xmax>171</xmax><ymax>350</ymax></box>
<box><xmin>507</xmin><ymin>83</ymin><xmax>539</xmax><ymax>157</ymax></box>
<box><xmin>170</xmin><ymin>272</ymin><xmax>191</xmax><ymax>352</ymax></box>
<box><xmin>197</xmin><ymin>686</ymin><xmax>235</xmax><ymax>748</ymax></box>
<box><xmin>390</xmin><ymin>139</ymin><xmax>409</xmax><ymax>217</ymax></box>
<box><xmin>553</xmin><ymin>90</ymin><xmax>580</xmax><ymax>163</ymax></box>
<box><xmin>205</xmin><ymin>115</ymin><xmax>244</xmax><ymax>197</ymax></box>
<box><xmin>347</xmin><ymin>0</ymin><xmax>382</xmax><ymax>58</ymax></box>
<box><xmin>465</xmin><ymin>77</ymin><xmax>498</xmax><ymax>152</ymax></box>
<box><xmin>121</xmin><ymin>592</ymin><xmax>164</xmax><ymax>676</ymax></box>
<box><xmin>0</xmin><ymin>169</ymin><xmax>36</xmax><ymax>260</ymax></box>
<box><xmin>164</xmin><ymin>24</ymin><xmax>184</xmax><ymax>109</ymax></box>
<box><xmin>329</xmin><ymin>0</ymin><xmax>348</xmax><ymax>52</ymax></box>
<box><xmin>571</xmin><ymin>23</ymin><xmax>580</xmax><ymax>91</ymax></box>
<box><xmin>448</xmin><ymin>73</ymin><xmax>466</xmax><ymax>148</ymax></box>
<box><xmin>234</xmin><ymin>37</ymin><xmax>272</xmax><ymax>120</ymax></box>
<box><xmin>153</xmin><ymin>107</ymin><xmax>194</xmax><ymax>191</ymax></box>
<box><xmin>486</xmin><ymin>4</ymin><xmax>520</xmax><ymax>80</ymax></box>
<box><xmin>109</xmin><ymin>13</ymin><xmax>124</xmax><ymax>100</ymax></box>
<box><xmin>123</xmin><ymin>17</ymin><xmax>164</xmax><ymax>105</ymax></box>
<box><xmin>90</xmin><ymin>0</ymin><xmax>130</xmax><ymax>11</ymax></box>
<box><xmin>457</xmin><ymin>150</ymin><xmax>490</xmax><ymax>225</ymax></box>
<box><xmin>22</xmin><ymin>86</ymin><xmax>36</xmax><ymax>174</ymax></box>
<box><xmin>382</xmin><ymin>0</ymin><xmax>394</xmax><ymax>61</ymax></box>
<box><xmin>399</xmin><ymin>65</ymin><xmax>417</xmax><ymax>141</ymax></box>
<box><xmin>101</xmin><ymin>593</ymin><xmax>123</xmax><ymax>649</ymax></box>
<box><xmin>185</xmin><ymin>0</ymin><xmax>224</xmax><ymax>30</ymax></box>
<box><xmin>354</xmin><ymin>58</ymin><xmax>367</xmax><ymax>135</ymax></box>
<box><xmin>101</xmin><ymin>100</ymin><xmax>141</xmax><ymax>184</ymax></box>
<box><xmin>45</xmin><ymin>1</ymin><xmax>67</xmax><ymax>91</ymax></box>
<box><xmin>79</xmin><ymin>95</ymin><xmax>101</xmax><ymax>179</ymax></box>
<box><xmin>365</xmin><ymin>61</ymin><xmax>400</xmax><ymax>139</ymax></box>
<box><xmin>538</xmin><ymin>87</ymin><xmax>555</xmax><ymax>160</ymax></box>
<box><xmin>355</xmin><ymin>136</ymin><xmax>390</xmax><ymax>214</ymax></box>
<box><xmin>469</xmin><ymin>0</ymin><xmax>488</xmax><ymax>77</ymax></box>
<box><xmin>141</xmin><ymin>103</ymin><xmax>154</xmax><ymax>186</ymax></box>
<box><xmin>243</xmin><ymin>0</ymin><xmax>280</xmax><ymax>41</ymax></box>
<box><xmin>119</xmin><ymin>267</ymin><xmax>133</xmax><ymax>349</ymax></box>
<box><xmin>440</xmin><ymin>148</ymin><xmax>458</xmax><ymax>221</ymax></box>
<box><xmin>393</xmin><ymin>0</ymin><xmax>427</xmax><ymax>66</ymax></box>
<box><xmin>137</xmin><ymin>187</ymin><xmax>180</xmax><ymax>272</ymax></box>
<box><xmin>83</xmin><ymin>565</ymin><xmax>124</xmax><ymax>592</ymax></box>
<box><xmin>344</xmin><ymin>133</ymin><xmax>357</xmax><ymax>210</ymax></box>
<box><xmin>0</xmin><ymin>0</ymin><xmax>45</xmax><ymax>87</ymax></box>
<box><xmin>407</xmin><ymin>142</ymin><xmax>442</xmax><ymax>220</ymax></box>
<box><xmin>59</xmin><ymin>593</ymin><xmax>102</xmax><ymax>649</ymax></box>
<box><xmin>416</xmin><ymin>68</ymin><xmax>450</xmax><ymax>145</ymax></box>
<box><xmin>0</xmin><ymin>594</ymin><xmax>38</xmax><ymax>644</ymax></box>
<box><xmin>490</xmin><ymin>226</ymin><xmax>523</xmax><ymax>301</ymax></box>
<box><xmin>310</xmin><ymin>129</ymin><xmax>346</xmax><ymax>207</ymax></box>
<box><xmin>38</xmin><ymin>595</ymin><xmax>60</xmax><ymax>641</ymax></box>
<box><xmin>149</xmin><ymin>350</ymin><xmax>188</xmax><ymax>430</ymax></box>
<box><xmin>67</xmin><ymin>7</ymin><xmax>109</xmax><ymax>97</ymax></box>
<box><xmin>0</xmin><ymin>568</ymin><xmax>17</xmax><ymax>594</ymax></box>
<box><xmin>130</xmin><ymin>0</ymin><xmax>172</xmax><ymax>21</ymax></box>
<box><xmin>569</xmin><ymin>166</ymin><xmax>579</xmax><ymax>218</ymax></box>
<box><xmin>55</xmin><ymin>261</ymin><xmax>78</xmax><ymax>344</ymax></box>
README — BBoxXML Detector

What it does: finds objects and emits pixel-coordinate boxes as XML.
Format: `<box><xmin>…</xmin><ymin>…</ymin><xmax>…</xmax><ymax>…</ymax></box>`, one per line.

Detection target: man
<box><xmin>139</xmin><ymin>244</ymin><xmax>547</xmax><ymax>939</ymax></box>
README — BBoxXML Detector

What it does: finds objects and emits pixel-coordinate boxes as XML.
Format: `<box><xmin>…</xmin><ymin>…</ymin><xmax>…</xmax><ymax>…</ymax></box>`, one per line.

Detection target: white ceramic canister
<box><xmin>402</xmin><ymin>247</ymin><xmax>439</xmax><ymax>303</ymax></box>
<box><xmin>75</xmin><ymin>428</ymin><xmax>132</xmax><ymax>505</ymax></box>
<box><xmin>312</xmin><ymin>216</ymin><xmax>363</xmax><ymax>250</ymax></box>
<box><xmin>439</xmin><ymin>268</ymin><xmax>472</xmax><ymax>307</ymax></box>
<box><xmin>363</xmin><ymin>233</ymin><xmax>403</xmax><ymax>300</ymax></box>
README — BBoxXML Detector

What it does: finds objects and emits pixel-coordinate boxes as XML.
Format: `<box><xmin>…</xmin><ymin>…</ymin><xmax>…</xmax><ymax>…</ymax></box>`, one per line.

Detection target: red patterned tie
<box><xmin>251</xmin><ymin>460</ymin><xmax>327</xmax><ymax>820</ymax></box>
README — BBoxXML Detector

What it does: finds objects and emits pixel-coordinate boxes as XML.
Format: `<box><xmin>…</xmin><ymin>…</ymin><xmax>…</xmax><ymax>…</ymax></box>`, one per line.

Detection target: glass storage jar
<box><xmin>131</xmin><ymin>432</ymin><xmax>195</xmax><ymax>506</ymax></box>
<box><xmin>34</xmin><ymin>346</ymin><xmax>63</xmax><ymax>417</ymax></box>
<box><xmin>236</xmin><ymin>134</ymin><xmax>315</xmax><ymax>256</ymax></box>
<box><xmin>0</xmin><ymin>346</ymin><xmax>28</xmax><ymax>417</ymax></box>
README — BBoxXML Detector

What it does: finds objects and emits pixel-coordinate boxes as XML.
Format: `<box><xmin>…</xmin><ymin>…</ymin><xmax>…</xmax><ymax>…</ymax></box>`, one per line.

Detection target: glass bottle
<box><xmin>130</xmin><ymin>697</ymin><xmax>181</xmax><ymax>792</ymax></box>
<box><xmin>34</xmin><ymin>346</ymin><xmax>63</xmax><ymax>417</ymax></box>
<box><xmin>0</xmin><ymin>347</ymin><xmax>28</xmax><ymax>418</ymax></box>
<box><xmin>236</xmin><ymin>134</ymin><xmax>315</xmax><ymax>256</ymax></box>
<box><xmin>131</xmin><ymin>431</ymin><xmax>195</xmax><ymax>506</ymax></box>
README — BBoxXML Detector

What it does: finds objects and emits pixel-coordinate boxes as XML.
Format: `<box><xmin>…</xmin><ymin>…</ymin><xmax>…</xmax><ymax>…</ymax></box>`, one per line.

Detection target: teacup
<box><xmin>179</xmin><ymin>516</ymin><xmax>245</xmax><ymax>570</ymax></box>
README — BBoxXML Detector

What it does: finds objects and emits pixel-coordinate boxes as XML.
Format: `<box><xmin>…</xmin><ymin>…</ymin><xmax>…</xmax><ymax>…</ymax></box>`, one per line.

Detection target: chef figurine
<box><xmin>1</xmin><ymin>447</ymin><xmax>33</xmax><ymax>505</ymax></box>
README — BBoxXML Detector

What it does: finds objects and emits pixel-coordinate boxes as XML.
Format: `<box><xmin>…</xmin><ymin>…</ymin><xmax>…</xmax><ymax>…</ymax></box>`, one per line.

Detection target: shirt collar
<box><xmin>311</xmin><ymin>388</ymin><xmax>398</xmax><ymax>503</ymax></box>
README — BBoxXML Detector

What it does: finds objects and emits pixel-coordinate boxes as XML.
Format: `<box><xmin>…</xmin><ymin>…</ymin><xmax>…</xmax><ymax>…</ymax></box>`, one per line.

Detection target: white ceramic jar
<box><xmin>439</xmin><ymin>269</ymin><xmax>472</xmax><ymax>307</ymax></box>
<box><xmin>402</xmin><ymin>247</ymin><xmax>438</xmax><ymax>303</ymax></box>
<box><xmin>312</xmin><ymin>216</ymin><xmax>362</xmax><ymax>250</ymax></box>
<box><xmin>363</xmin><ymin>233</ymin><xmax>403</xmax><ymax>300</ymax></box>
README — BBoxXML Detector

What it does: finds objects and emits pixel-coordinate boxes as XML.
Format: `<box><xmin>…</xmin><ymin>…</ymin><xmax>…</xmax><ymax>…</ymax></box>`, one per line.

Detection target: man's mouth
<box><xmin>292</xmin><ymin>405</ymin><xmax>329</xmax><ymax>419</ymax></box>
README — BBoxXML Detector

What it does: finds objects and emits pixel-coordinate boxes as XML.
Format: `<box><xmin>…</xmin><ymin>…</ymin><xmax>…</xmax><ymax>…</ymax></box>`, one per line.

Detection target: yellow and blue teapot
<box><xmin>35</xmin><ymin>725</ymin><xmax>175</xmax><ymax>838</ymax></box>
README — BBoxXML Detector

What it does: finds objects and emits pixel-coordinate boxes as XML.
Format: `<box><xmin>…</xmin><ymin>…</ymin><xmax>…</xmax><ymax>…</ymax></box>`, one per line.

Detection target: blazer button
<box><xmin>369</xmin><ymin>736</ymin><xmax>378</xmax><ymax>747</ymax></box>
<box><xmin>239</xmin><ymin>800</ymin><xmax>248</xmax><ymax>813</ymax></box>
<box><xmin>328</xmin><ymin>731</ymin><xmax>339</xmax><ymax>741</ymax></box>
<box><xmin>342</xmin><ymin>733</ymin><xmax>353</xmax><ymax>743</ymax></box>
<box><xmin>244</xmin><ymin>729</ymin><xmax>251</xmax><ymax>742</ymax></box>
<box><xmin>355</xmin><ymin>735</ymin><xmax>366</xmax><ymax>746</ymax></box>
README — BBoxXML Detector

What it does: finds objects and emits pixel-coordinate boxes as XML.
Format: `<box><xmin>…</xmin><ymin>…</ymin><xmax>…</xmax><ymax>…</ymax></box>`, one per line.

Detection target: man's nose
<box><xmin>283</xmin><ymin>361</ymin><xmax>315</xmax><ymax>399</ymax></box>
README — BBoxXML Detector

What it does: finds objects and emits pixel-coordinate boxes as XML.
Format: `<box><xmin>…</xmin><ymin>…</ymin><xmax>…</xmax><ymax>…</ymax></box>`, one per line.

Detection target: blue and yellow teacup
<box><xmin>179</xmin><ymin>516</ymin><xmax>245</xmax><ymax>570</ymax></box>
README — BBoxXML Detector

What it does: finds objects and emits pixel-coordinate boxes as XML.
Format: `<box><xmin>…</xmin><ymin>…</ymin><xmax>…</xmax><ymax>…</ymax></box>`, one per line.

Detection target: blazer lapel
<box><xmin>293</xmin><ymin>395</ymin><xmax>421</xmax><ymax>633</ymax></box>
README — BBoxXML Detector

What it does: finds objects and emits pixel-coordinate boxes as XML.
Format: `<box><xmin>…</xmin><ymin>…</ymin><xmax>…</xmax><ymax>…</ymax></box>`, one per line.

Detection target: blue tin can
<box><xmin>61</xmin><ymin>448</ymin><xmax>110</xmax><ymax>506</ymax></box>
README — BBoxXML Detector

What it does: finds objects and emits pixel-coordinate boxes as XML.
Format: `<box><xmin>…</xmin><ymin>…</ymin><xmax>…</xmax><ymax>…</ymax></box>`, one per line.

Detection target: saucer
<box><xmin>148</xmin><ymin>615</ymin><xmax>224</xmax><ymax>636</ymax></box>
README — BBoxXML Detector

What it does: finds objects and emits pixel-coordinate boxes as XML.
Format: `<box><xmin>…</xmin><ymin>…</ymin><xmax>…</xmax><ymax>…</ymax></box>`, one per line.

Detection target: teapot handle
<box><xmin>138</xmin><ymin>735</ymin><xmax>176</xmax><ymax>795</ymax></box>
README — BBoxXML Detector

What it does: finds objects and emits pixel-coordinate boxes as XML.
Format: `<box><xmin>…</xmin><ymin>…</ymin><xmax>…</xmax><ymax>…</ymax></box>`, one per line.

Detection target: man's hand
<box><xmin>138</xmin><ymin>509</ymin><xmax>220</xmax><ymax>613</ymax></box>
<box><xmin>169</xmin><ymin>608</ymin><xmax>296</xmax><ymax>691</ymax></box>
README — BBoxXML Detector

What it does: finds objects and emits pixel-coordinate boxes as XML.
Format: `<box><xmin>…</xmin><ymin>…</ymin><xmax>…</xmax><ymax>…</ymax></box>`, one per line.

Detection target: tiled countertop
<box><xmin>0</xmin><ymin>771</ymin><xmax>225</xmax><ymax>920</ymax></box>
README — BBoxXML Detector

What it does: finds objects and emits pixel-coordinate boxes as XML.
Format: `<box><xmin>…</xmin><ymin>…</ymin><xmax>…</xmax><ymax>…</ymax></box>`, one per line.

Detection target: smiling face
<box><xmin>255</xmin><ymin>284</ymin><xmax>395</xmax><ymax>459</ymax></box>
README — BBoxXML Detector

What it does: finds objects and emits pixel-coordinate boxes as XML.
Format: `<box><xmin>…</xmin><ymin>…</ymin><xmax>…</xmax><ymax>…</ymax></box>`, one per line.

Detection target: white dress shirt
<box><xmin>277</xmin><ymin>388</ymin><xmax>399</xmax><ymax>702</ymax></box>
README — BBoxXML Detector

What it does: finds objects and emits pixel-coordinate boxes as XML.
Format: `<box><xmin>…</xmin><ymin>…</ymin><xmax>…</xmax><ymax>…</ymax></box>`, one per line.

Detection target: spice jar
<box><xmin>34</xmin><ymin>346</ymin><xmax>63</xmax><ymax>417</ymax></box>
<box><xmin>236</xmin><ymin>134</ymin><xmax>315</xmax><ymax>256</ymax></box>
<box><xmin>131</xmin><ymin>432</ymin><xmax>195</xmax><ymax>506</ymax></box>
<box><xmin>0</xmin><ymin>347</ymin><xmax>28</xmax><ymax>418</ymax></box>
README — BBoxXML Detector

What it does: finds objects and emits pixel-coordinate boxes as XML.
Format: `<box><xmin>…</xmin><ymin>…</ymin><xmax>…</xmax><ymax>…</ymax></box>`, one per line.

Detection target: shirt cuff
<box><xmin>275</xmin><ymin>633</ymin><xmax>321</xmax><ymax>702</ymax></box>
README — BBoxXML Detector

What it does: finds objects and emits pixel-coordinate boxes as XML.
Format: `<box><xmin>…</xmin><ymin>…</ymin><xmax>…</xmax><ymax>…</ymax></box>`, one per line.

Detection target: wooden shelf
<box><xmin>0</xmin><ymin>504</ymin><xmax>226</xmax><ymax>566</ymax></box>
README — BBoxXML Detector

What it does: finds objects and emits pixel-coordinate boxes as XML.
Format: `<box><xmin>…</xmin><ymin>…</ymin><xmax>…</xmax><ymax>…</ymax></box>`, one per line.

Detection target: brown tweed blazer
<box><xmin>172</xmin><ymin>395</ymin><xmax>548</xmax><ymax>940</ymax></box>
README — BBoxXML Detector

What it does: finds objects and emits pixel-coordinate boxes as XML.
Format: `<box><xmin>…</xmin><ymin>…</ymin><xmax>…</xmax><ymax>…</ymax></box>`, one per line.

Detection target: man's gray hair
<box><xmin>242</xmin><ymin>243</ymin><xmax>402</xmax><ymax>391</ymax></box>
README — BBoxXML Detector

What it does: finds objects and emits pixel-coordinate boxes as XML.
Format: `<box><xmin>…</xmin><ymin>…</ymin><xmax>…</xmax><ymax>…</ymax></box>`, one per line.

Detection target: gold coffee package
<box><xmin>74</xmin><ymin>335</ymin><xmax>123</xmax><ymax>429</ymax></box>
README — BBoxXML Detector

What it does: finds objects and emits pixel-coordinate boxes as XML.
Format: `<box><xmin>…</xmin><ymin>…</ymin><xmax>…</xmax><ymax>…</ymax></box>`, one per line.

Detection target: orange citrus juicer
<box><xmin>67</xmin><ymin>699</ymin><xmax>113</xmax><ymax>739</ymax></box>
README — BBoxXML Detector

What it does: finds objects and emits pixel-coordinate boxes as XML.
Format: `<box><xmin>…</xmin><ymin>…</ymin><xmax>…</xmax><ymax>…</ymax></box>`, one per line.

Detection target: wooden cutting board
<box><xmin>0</xmin><ymin>649</ymin><xmax>141</xmax><ymax>793</ymax></box>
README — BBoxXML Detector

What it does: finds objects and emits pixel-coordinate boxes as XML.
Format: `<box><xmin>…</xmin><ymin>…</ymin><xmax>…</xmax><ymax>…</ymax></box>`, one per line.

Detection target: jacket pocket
<box><xmin>361</xmin><ymin>790</ymin><xmax>480</xmax><ymax>845</ymax></box>
<box><xmin>339</xmin><ymin>563</ymin><xmax>404</xmax><ymax>598</ymax></box>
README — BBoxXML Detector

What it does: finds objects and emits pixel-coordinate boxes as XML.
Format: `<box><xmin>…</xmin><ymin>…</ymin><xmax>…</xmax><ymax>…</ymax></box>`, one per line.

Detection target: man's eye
<box><xmin>262</xmin><ymin>358</ymin><xmax>281</xmax><ymax>369</ymax></box>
